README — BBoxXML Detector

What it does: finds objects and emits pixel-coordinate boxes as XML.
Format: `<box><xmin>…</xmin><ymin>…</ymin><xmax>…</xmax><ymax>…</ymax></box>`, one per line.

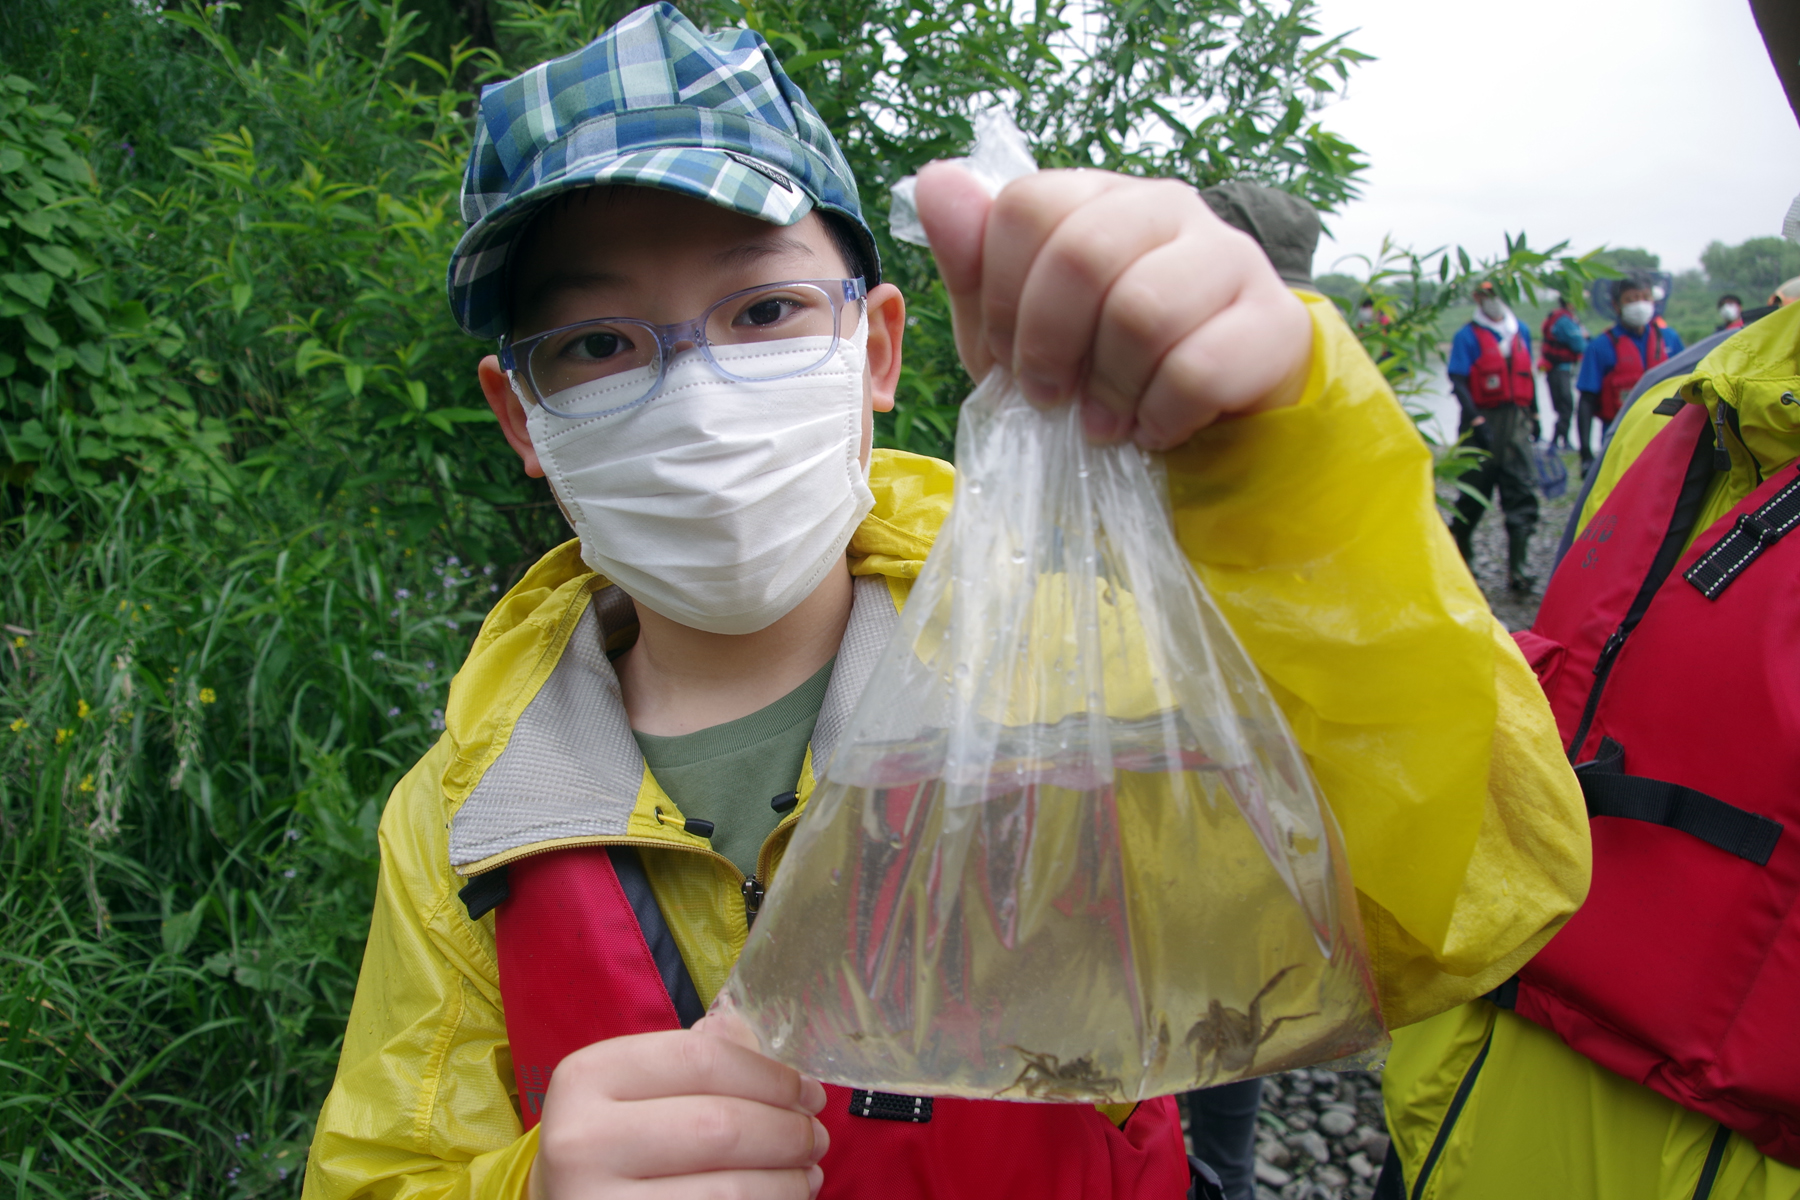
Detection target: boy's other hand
<box><xmin>914</xmin><ymin>163</ymin><xmax>1313</xmax><ymax>451</ymax></box>
<box><xmin>529</xmin><ymin>1012</ymin><xmax>828</xmax><ymax>1199</ymax></box>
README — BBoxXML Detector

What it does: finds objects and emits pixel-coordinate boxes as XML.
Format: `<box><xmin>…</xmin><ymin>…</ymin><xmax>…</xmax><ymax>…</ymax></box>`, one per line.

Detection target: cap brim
<box><xmin>448</xmin><ymin>146</ymin><xmax>816</xmax><ymax>339</ymax></box>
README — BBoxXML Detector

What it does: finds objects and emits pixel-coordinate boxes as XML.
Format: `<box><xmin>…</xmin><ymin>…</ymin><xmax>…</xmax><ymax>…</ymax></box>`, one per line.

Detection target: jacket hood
<box><xmin>1680</xmin><ymin>300</ymin><xmax>1800</xmax><ymax>480</ymax></box>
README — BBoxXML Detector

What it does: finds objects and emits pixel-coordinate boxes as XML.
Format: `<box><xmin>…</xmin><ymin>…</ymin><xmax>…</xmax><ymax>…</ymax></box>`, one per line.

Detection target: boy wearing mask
<box><xmin>1574</xmin><ymin>277</ymin><xmax>1685</xmax><ymax>473</ymax></box>
<box><xmin>1445</xmin><ymin>282</ymin><xmax>1540</xmax><ymax>592</ymax></box>
<box><xmin>302</xmin><ymin>7</ymin><xmax>1591</xmax><ymax>1199</ymax></box>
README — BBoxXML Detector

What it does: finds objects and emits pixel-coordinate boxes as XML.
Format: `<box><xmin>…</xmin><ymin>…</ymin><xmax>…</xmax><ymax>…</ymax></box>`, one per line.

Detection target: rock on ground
<box><xmin>1245</xmin><ymin>1069</ymin><xmax>1389</xmax><ymax>1200</ymax></box>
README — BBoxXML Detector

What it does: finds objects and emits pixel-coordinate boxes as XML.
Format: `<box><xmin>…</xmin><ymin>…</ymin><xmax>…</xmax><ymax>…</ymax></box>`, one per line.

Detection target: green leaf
<box><xmin>231</xmin><ymin>282</ymin><xmax>253</xmax><ymax>315</ymax></box>
<box><xmin>24</xmin><ymin>242</ymin><xmax>78</xmax><ymax>278</ymax></box>
<box><xmin>114</xmin><ymin>300</ymin><xmax>150</xmax><ymax>332</ymax></box>
<box><xmin>0</xmin><ymin>147</ymin><xmax>22</xmax><ymax>173</ymax></box>
<box><xmin>161</xmin><ymin>905</ymin><xmax>207</xmax><ymax>955</ymax></box>
<box><xmin>343</xmin><ymin>362</ymin><xmax>364</xmax><ymax>396</ymax></box>
<box><xmin>0</xmin><ymin>351</ymin><xmax>13</xmax><ymax>377</ymax></box>
<box><xmin>22</xmin><ymin>311</ymin><xmax>59</xmax><ymax>348</ymax></box>
<box><xmin>782</xmin><ymin>49</ymin><xmax>844</xmax><ymax>74</ymax></box>
<box><xmin>3</xmin><ymin>271</ymin><xmax>54</xmax><ymax>308</ymax></box>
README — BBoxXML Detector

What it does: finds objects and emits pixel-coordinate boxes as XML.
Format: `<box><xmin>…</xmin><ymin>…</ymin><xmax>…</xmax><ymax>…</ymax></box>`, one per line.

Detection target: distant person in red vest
<box><xmin>1715</xmin><ymin>293</ymin><xmax>1745</xmax><ymax>332</ymax></box>
<box><xmin>1446</xmin><ymin>281</ymin><xmax>1540</xmax><ymax>592</ymax></box>
<box><xmin>1574</xmin><ymin>275</ymin><xmax>1684</xmax><ymax>474</ymax></box>
<box><xmin>1538</xmin><ymin>293</ymin><xmax>1587</xmax><ymax>450</ymax></box>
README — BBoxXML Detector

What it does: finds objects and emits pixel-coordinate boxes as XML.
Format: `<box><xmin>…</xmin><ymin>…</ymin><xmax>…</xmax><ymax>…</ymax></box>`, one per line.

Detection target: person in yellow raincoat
<box><xmin>302</xmin><ymin>5</ymin><xmax>1591</xmax><ymax>1198</ymax></box>
<box><xmin>1377</xmin><ymin>6</ymin><xmax>1800</xmax><ymax>1196</ymax></box>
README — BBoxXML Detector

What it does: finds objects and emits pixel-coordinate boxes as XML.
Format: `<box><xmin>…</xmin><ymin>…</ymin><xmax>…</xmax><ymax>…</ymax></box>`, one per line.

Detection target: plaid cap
<box><xmin>447</xmin><ymin>2</ymin><xmax>878</xmax><ymax>339</ymax></box>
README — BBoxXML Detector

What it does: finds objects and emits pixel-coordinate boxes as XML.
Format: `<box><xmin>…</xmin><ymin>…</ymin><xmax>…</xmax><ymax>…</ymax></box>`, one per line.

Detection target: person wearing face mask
<box><xmin>300</xmin><ymin>8</ymin><xmax>1594</xmax><ymax>1200</ymax></box>
<box><xmin>1573</xmin><ymin>276</ymin><xmax>1686</xmax><ymax>475</ymax></box>
<box><xmin>1715</xmin><ymin>294</ymin><xmax>1745</xmax><ymax>332</ymax></box>
<box><xmin>1376</xmin><ymin>3</ymin><xmax>1800</xmax><ymax>1197</ymax></box>
<box><xmin>1444</xmin><ymin>282</ymin><xmax>1541</xmax><ymax>592</ymax></box>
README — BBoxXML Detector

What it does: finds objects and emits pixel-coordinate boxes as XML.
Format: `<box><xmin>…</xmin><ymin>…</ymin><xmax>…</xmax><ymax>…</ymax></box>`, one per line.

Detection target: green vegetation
<box><xmin>0</xmin><ymin>0</ymin><xmax>1606</xmax><ymax>1192</ymax></box>
<box><xmin>0</xmin><ymin>0</ymin><xmax>1399</xmax><ymax>1194</ymax></box>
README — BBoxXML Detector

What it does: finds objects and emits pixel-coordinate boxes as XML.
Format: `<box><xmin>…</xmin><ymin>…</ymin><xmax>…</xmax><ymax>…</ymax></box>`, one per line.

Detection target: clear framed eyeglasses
<box><xmin>500</xmin><ymin>277</ymin><xmax>867</xmax><ymax>419</ymax></box>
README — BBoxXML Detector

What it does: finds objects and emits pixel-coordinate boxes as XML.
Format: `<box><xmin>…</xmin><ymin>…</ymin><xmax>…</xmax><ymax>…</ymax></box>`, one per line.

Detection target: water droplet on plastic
<box><xmin>968</xmin><ymin>480</ymin><xmax>983</xmax><ymax>494</ymax></box>
<box><xmin>1010</xmin><ymin>548</ymin><xmax>1026</xmax><ymax>564</ymax></box>
<box><xmin>953</xmin><ymin>662</ymin><xmax>971</xmax><ymax>679</ymax></box>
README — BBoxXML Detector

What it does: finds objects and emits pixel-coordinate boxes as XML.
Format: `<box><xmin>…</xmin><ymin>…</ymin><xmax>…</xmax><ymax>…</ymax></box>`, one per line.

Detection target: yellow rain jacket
<box><xmin>1381</xmin><ymin>302</ymin><xmax>1800</xmax><ymax>1200</ymax></box>
<box><xmin>302</xmin><ymin>294</ymin><xmax>1590</xmax><ymax>1200</ymax></box>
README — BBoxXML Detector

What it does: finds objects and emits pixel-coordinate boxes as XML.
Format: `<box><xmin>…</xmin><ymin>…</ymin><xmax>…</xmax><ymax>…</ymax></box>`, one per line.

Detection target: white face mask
<box><xmin>1719</xmin><ymin>302</ymin><xmax>1741</xmax><ymax>322</ymax></box>
<box><xmin>526</xmin><ymin>315</ymin><xmax>875</xmax><ymax>635</ymax></box>
<box><xmin>1477</xmin><ymin>297</ymin><xmax>1506</xmax><ymax>322</ymax></box>
<box><xmin>1620</xmin><ymin>300</ymin><xmax>1655</xmax><ymax>329</ymax></box>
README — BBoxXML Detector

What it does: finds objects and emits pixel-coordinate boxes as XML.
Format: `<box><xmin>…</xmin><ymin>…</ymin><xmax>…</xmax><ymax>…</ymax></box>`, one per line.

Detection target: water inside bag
<box><xmin>716</xmin><ymin>370</ymin><xmax>1386</xmax><ymax>1102</ymax></box>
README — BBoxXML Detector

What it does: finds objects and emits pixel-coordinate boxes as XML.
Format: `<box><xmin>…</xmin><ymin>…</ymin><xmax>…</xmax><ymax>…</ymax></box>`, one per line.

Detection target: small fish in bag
<box><xmin>715</xmin><ymin>110</ymin><xmax>1386</xmax><ymax>1103</ymax></box>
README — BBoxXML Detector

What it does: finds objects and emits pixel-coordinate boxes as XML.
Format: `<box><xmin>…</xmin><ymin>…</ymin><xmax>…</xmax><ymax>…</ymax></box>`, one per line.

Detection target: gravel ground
<box><xmin>1246</xmin><ymin>1070</ymin><xmax>1390</xmax><ymax>1200</ymax></box>
<box><xmin>1221</xmin><ymin>454</ymin><xmax>1582</xmax><ymax>1199</ymax></box>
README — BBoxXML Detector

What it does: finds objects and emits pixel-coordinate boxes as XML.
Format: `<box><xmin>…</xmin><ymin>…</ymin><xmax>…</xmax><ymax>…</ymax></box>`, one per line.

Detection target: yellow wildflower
<box><xmin>118</xmin><ymin>599</ymin><xmax>130</xmax><ymax>612</ymax></box>
<box><xmin>78</xmin><ymin>774</ymin><xmax>95</xmax><ymax>793</ymax></box>
<box><xmin>77</xmin><ymin>699</ymin><xmax>91</xmax><ymax>719</ymax></box>
<box><xmin>198</xmin><ymin>688</ymin><xmax>216</xmax><ymax>705</ymax></box>
<box><xmin>55</xmin><ymin>728</ymin><xmax>71</xmax><ymax>745</ymax></box>
<box><xmin>8</xmin><ymin>718</ymin><xmax>27</xmax><ymax>733</ymax></box>
<box><xmin>10</xmin><ymin>635</ymin><xmax>23</xmax><ymax>648</ymax></box>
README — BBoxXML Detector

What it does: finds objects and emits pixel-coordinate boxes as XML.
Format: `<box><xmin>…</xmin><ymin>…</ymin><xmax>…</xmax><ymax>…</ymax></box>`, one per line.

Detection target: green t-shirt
<box><xmin>632</xmin><ymin>657</ymin><xmax>834</xmax><ymax>878</ymax></box>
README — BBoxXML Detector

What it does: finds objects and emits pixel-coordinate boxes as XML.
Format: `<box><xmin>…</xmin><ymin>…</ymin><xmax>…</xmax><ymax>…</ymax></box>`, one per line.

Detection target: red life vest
<box><xmin>1539</xmin><ymin>307</ymin><xmax>1582</xmax><ymax>365</ymax></box>
<box><xmin>1466</xmin><ymin>324</ymin><xmax>1535</xmax><ymax>408</ymax></box>
<box><xmin>1596</xmin><ymin>324</ymin><xmax>1667</xmax><ymax>423</ymax></box>
<box><xmin>1512</xmin><ymin>402</ymin><xmax>1800</xmax><ymax>1167</ymax></box>
<box><xmin>482</xmin><ymin>847</ymin><xmax>1196</xmax><ymax>1198</ymax></box>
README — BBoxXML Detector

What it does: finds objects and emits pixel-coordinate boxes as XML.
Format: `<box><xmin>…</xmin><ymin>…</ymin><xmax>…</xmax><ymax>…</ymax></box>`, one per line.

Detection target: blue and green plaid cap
<box><xmin>447</xmin><ymin>2</ymin><xmax>878</xmax><ymax>339</ymax></box>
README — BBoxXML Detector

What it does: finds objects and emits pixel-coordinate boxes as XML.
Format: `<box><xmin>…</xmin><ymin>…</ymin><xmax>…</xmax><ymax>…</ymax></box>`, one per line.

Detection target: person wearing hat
<box><xmin>1444</xmin><ymin>281</ymin><xmax>1541</xmax><ymax>593</ymax></box>
<box><xmin>1376</xmin><ymin>2</ymin><xmax>1800</xmax><ymax>1196</ymax></box>
<box><xmin>300</xmin><ymin>6</ymin><xmax>1593</xmax><ymax>1199</ymax></box>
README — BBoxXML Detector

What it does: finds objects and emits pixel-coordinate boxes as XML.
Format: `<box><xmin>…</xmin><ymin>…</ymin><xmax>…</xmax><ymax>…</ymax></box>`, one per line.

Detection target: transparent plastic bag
<box><xmin>716</xmin><ymin>111</ymin><xmax>1385</xmax><ymax>1103</ymax></box>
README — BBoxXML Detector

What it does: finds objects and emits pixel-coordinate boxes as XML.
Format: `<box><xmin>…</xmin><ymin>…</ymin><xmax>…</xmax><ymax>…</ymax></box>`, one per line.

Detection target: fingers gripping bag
<box><xmin>716</xmin><ymin>111</ymin><xmax>1385</xmax><ymax>1103</ymax></box>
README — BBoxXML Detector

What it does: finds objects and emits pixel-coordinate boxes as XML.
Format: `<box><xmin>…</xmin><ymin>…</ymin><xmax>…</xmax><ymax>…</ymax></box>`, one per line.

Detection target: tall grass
<box><xmin>0</xmin><ymin>491</ymin><xmax>494</xmax><ymax>1197</ymax></box>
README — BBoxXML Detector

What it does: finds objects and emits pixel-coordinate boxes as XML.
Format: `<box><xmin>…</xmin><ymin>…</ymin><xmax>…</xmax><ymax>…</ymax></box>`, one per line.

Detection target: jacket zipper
<box><xmin>741</xmin><ymin>876</ymin><xmax>766</xmax><ymax>925</ymax></box>
<box><xmin>744</xmin><ymin>809</ymin><xmax>805</xmax><ymax>928</ymax></box>
<box><xmin>1567</xmin><ymin>626</ymin><xmax>1627</xmax><ymax>760</ymax></box>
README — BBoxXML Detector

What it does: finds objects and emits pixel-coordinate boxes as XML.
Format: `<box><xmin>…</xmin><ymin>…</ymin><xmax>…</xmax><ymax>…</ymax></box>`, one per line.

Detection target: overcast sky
<box><xmin>1310</xmin><ymin>0</ymin><xmax>1800</xmax><ymax>278</ymax></box>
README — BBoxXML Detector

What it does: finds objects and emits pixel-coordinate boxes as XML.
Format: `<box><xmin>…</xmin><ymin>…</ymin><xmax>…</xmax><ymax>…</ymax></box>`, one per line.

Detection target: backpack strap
<box><xmin>1683</xmin><ymin>465</ymin><xmax>1800</xmax><ymax>599</ymax></box>
<box><xmin>1576</xmin><ymin>738</ymin><xmax>1784</xmax><ymax>866</ymax></box>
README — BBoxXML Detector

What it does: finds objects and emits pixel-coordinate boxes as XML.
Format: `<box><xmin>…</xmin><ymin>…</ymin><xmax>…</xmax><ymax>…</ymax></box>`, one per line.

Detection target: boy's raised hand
<box><xmin>914</xmin><ymin>163</ymin><xmax>1314</xmax><ymax>451</ymax></box>
<box><xmin>530</xmin><ymin>1012</ymin><xmax>827</xmax><ymax>1199</ymax></box>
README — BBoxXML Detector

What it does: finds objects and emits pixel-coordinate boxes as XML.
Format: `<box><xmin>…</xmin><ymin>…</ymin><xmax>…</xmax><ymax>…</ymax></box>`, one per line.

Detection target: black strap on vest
<box><xmin>1566</xmin><ymin>419</ymin><xmax>1720</xmax><ymax>759</ymax></box>
<box><xmin>459</xmin><ymin>867</ymin><xmax>510</xmax><ymax>920</ymax></box>
<box><xmin>609</xmin><ymin>847</ymin><xmax>706</xmax><ymax>1028</ymax></box>
<box><xmin>1683</xmin><ymin>465</ymin><xmax>1800</xmax><ymax>599</ymax></box>
<box><xmin>460</xmin><ymin>850</ymin><xmax>706</xmax><ymax>1026</ymax></box>
<box><xmin>1576</xmin><ymin>739</ymin><xmax>1784</xmax><ymax>866</ymax></box>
